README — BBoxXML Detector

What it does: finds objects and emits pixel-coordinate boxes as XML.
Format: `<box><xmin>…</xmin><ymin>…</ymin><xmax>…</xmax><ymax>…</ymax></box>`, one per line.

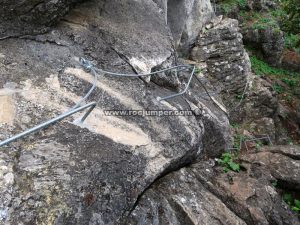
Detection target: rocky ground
<box><xmin>0</xmin><ymin>0</ymin><xmax>299</xmax><ymax>224</ymax></box>
<box><xmin>128</xmin><ymin>145</ymin><xmax>300</xmax><ymax>225</ymax></box>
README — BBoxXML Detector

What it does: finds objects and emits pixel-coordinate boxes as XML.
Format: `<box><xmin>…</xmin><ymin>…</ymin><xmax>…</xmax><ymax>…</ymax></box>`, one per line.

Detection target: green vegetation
<box><xmin>219</xmin><ymin>0</ymin><xmax>246</xmax><ymax>14</ymax></box>
<box><xmin>220</xmin><ymin>0</ymin><xmax>300</xmax><ymax>52</ymax></box>
<box><xmin>281</xmin><ymin>0</ymin><xmax>300</xmax><ymax>33</ymax></box>
<box><xmin>270</xmin><ymin>8</ymin><xmax>285</xmax><ymax>19</ymax></box>
<box><xmin>282</xmin><ymin>78</ymin><xmax>297</xmax><ymax>87</ymax></box>
<box><xmin>283</xmin><ymin>193</ymin><xmax>300</xmax><ymax>213</ymax></box>
<box><xmin>249</xmin><ymin>54</ymin><xmax>300</xmax><ymax>115</ymax></box>
<box><xmin>233</xmin><ymin>133</ymin><xmax>245</xmax><ymax>149</ymax></box>
<box><xmin>250</xmin><ymin>56</ymin><xmax>300</xmax><ymax>78</ymax></box>
<box><xmin>220</xmin><ymin>0</ymin><xmax>300</xmax><ymax>141</ymax></box>
<box><xmin>194</xmin><ymin>67</ymin><xmax>202</xmax><ymax>74</ymax></box>
<box><xmin>272</xmin><ymin>83</ymin><xmax>284</xmax><ymax>94</ymax></box>
<box><xmin>254</xmin><ymin>141</ymin><xmax>263</xmax><ymax>151</ymax></box>
<box><xmin>230</xmin><ymin>123</ymin><xmax>240</xmax><ymax>129</ymax></box>
<box><xmin>271</xmin><ymin>180</ymin><xmax>278</xmax><ymax>187</ymax></box>
<box><xmin>284</xmin><ymin>33</ymin><xmax>300</xmax><ymax>53</ymax></box>
<box><xmin>236</xmin><ymin>0</ymin><xmax>300</xmax><ymax>53</ymax></box>
<box><xmin>217</xmin><ymin>152</ymin><xmax>240</xmax><ymax>173</ymax></box>
<box><xmin>250</xmin><ymin>56</ymin><xmax>300</xmax><ymax>108</ymax></box>
<box><xmin>252</xmin><ymin>16</ymin><xmax>280</xmax><ymax>30</ymax></box>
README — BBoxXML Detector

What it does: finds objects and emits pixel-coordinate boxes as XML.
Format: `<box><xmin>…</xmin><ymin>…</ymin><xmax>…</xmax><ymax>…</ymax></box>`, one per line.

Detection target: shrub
<box><xmin>283</xmin><ymin>193</ymin><xmax>300</xmax><ymax>213</ymax></box>
<box><xmin>280</xmin><ymin>0</ymin><xmax>300</xmax><ymax>33</ymax></box>
<box><xmin>284</xmin><ymin>33</ymin><xmax>300</xmax><ymax>53</ymax></box>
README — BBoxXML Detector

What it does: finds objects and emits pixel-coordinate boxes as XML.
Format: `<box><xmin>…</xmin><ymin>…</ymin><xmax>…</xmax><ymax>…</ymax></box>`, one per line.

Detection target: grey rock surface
<box><xmin>246</xmin><ymin>0</ymin><xmax>277</xmax><ymax>11</ymax></box>
<box><xmin>228</xmin><ymin>75</ymin><xmax>278</xmax><ymax>123</ymax></box>
<box><xmin>153</xmin><ymin>0</ymin><xmax>215</xmax><ymax>56</ymax></box>
<box><xmin>242</xmin><ymin>26</ymin><xmax>284</xmax><ymax>66</ymax></box>
<box><xmin>191</xmin><ymin>17</ymin><xmax>251</xmax><ymax>93</ymax></box>
<box><xmin>240</xmin><ymin>145</ymin><xmax>300</xmax><ymax>190</ymax></box>
<box><xmin>129</xmin><ymin>145</ymin><xmax>300</xmax><ymax>225</ymax></box>
<box><xmin>1</xmin><ymin>0</ymin><xmax>296</xmax><ymax>224</ymax></box>
<box><xmin>0</xmin><ymin>0</ymin><xmax>230</xmax><ymax>224</ymax></box>
<box><xmin>128</xmin><ymin>165</ymin><xmax>247</xmax><ymax>225</ymax></box>
<box><xmin>0</xmin><ymin>0</ymin><xmax>83</xmax><ymax>38</ymax></box>
<box><xmin>168</xmin><ymin>0</ymin><xmax>215</xmax><ymax>55</ymax></box>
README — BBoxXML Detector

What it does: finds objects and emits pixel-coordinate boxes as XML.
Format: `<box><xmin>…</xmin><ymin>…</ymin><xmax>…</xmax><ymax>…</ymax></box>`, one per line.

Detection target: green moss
<box><xmin>282</xmin><ymin>78</ymin><xmax>297</xmax><ymax>87</ymax></box>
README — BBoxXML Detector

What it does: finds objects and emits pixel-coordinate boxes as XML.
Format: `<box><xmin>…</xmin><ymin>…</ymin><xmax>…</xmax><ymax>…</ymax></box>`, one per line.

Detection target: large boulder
<box><xmin>240</xmin><ymin>145</ymin><xmax>300</xmax><ymax>190</ymax></box>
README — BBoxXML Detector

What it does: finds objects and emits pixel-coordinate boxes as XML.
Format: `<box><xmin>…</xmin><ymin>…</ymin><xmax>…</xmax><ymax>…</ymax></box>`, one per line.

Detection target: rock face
<box><xmin>282</xmin><ymin>50</ymin><xmax>300</xmax><ymax>72</ymax></box>
<box><xmin>0</xmin><ymin>0</ymin><xmax>231</xmax><ymax>224</ymax></box>
<box><xmin>0</xmin><ymin>0</ymin><xmax>83</xmax><ymax>38</ymax></box>
<box><xmin>129</xmin><ymin>145</ymin><xmax>300</xmax><ymax>225</ymax></box>
<box><xmin>247</xmin><ymin>0</ymin><xmax>277</xmax><ymax>10</ymax></box>
<box><xmin>240</xmin><ymin>145</ymin><xmax>300</xmax><ymax>190</ymax></box>
<box><xmin>191</xmin><ymin>17</ymin><xmax>251</xmax><ymax>93</ymax></box>
<box><xmin>1</xmin><ymin>0</ymin><xmax>299</xmax><ymax>224</ymax></box>
<box><xmin>215</xmin><ymin>0</ymin><xmax>284</xmax><ymax>66</ymax></box>
<box><xmin>228</xmin><ymin>75</ymin><xmax>278</xmax><ymax>124</ymax></box>
<box><xmin>154</xmin><ymin>0</ymin><xmax>215</xmax><ymax>55</ymax></box>
<box><xmin>242</xmin><ymin>26</ymin><xmax>284</xmax><ymax>66</ymax></box>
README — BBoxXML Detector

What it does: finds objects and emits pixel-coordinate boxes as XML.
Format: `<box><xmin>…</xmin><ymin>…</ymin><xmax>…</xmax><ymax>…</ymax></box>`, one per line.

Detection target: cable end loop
<box><xmin>80</xmin><ymin>57</ymin><xmax>93</xmax><ymax>71</ymax></box>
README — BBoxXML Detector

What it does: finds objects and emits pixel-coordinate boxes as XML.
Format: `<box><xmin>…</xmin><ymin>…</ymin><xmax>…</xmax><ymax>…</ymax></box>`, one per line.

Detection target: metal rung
<box><xmin>0</xmin><ymin>102</ymin><xmax>97</xmax><ymax>147</ymax></box>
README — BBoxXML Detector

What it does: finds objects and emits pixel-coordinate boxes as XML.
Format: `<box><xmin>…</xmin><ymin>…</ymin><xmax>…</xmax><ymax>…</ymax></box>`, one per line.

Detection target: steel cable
<box><xmin>0</xmin><ymin>57</ymin><xmax>225</xmax><ymax>147</ymax></box>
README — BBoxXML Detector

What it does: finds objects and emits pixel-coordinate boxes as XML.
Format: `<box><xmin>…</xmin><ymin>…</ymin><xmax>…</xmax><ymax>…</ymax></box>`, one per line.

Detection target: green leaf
<box><xmin>195</xmin><ymin>67</ymin><xmax>202</xmax><ymax>74</ymax></box>
<box><xmin>271</xmin><ymin>180</ymin><xmax>278</xmax><ymax>187</ymax></box>
<box><xmin>224</xmin><ymin>167</ymin><xmax>229</xmax><ymax>173</ymax></box>
<box><xmin>221</xmin><ymin>153</ymin><xmax>231</xmax><ymax>164</ymax></box>
<box><xmin>228</xmin><ymin>162</ymin><xmax>240</xmax><ymax>172</ymax></box>
<box><xmin>294</xmin><ymin>199</ymin><xmax>300</xmax><ymax>208</ymax></box>
<box><xmin>283</xmin><ymin>193</ymin><xmax>292</xmax><ymax>205</ymax></box>
<box><xmin>217</xmin><ymin>159</ymin><xmax>225</xmax><ymax>166</ymax></box>
<box><xmin>223</xmin><ymin>156</ymin><xmax>231</xmax><ymax>164</ymax></box>
<box><xmin>291</xmin><ymin>206</ymin><xmax>300</xmax><ymax>212</ymax></box>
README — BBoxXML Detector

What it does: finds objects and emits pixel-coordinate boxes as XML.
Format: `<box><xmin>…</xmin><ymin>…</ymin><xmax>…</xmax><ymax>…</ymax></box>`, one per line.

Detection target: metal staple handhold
<box><xmin>226</xmin><ymin>134</ymin><xmax>273</xmax><ymax>152</ymax></box>
<box><xmin>243</xmin><ymin>135</ymin><xmax>273</xmax><ymax>151</ymax></box>
<box><xmin>79</xmin><ymin>58</ymin><xmax>200</xmax><ymax>102</ymax></box>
